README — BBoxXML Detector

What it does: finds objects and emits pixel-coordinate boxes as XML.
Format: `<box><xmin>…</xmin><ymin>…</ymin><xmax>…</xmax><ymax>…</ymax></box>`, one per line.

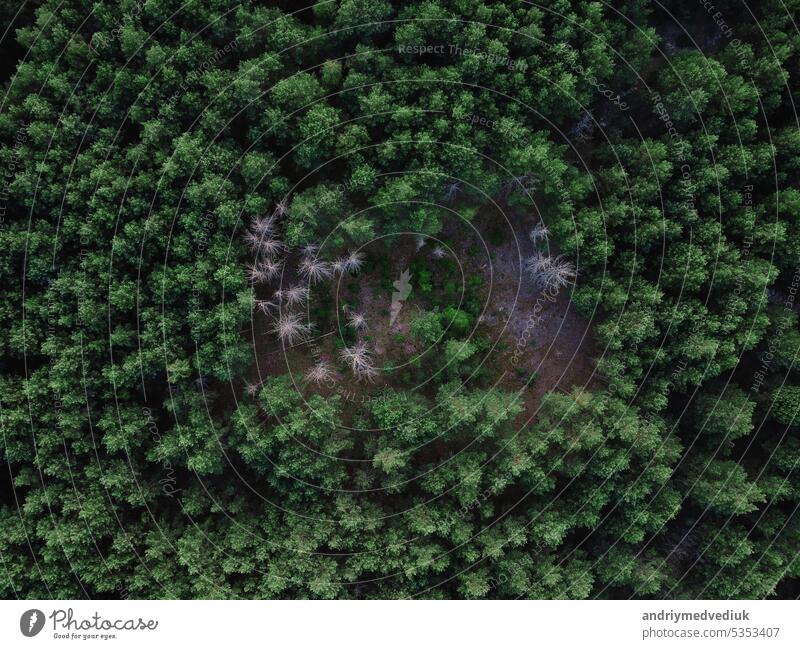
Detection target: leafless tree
<box><xmin>347</xmin><ymin>311</ymin><xmax>367</xmax><ymax>331</ymax></box>
<box><xmin>285</xmin><ymin>285</ymin><xmax>310</xmax><ymax>306</ymax></box>
<box><xmin>332</xmin><ymin>257</ymin><xmax>347</xmax><ymax>275</ymax></box>
<box><xmin>569</xmin><ymin>112</ymin><xmax>595</xmax><ymax>142</ymax></box>
<box><xmin>249</xmin><ymin>213</ymin><xmax>278</xmax><ymax>239</ymax></box>
<box><xmin>300</xmin><ymin>243</ymin><xmax>320</xmax><ymax>259</ymax></box>
<box><xmin>529</xmin><ymin>222</ymin><xmax>550</xmax><ymax>244</ymax></box>
<box><xmin>526</xmin><ymin>252</ymin><xmax>575</xmax><ymax>289</ymax></box>
<box><xmin>299</xmin><ymin>258</ymin><xmax>332</xmax><ymax>284</ymax></box>
<box><xmin>431</xmin><ymin>246</ymin><xmax>447</xmax><ymax>259</ymax></box>
<box><xmin>500</xmin><ymin>172</ymin><xmax>538</xmax><ymax>198</ymax></box>
<box><xmin>261</xmin><ymin>257</ymin><xmax>284</xmax><ymax>281</ymax></box>
<box><xmin>541</xmin><ymin>255</ymin><xmax>576</xmax><ymax>290</ymax></box>
<box><xmin>255</xmin><ymin>299</ymin><xmax>277</xmax><ymax>315</ymax></box>
<box><xmin>304</xmin><ymin>360</ymin><xmax>336</xmax><ymax>385</ymax></box>
<box><xmin>242</xmin><ymin>221</ymin><xmax>284</xmax><ymax>256</ymax></box>
<box><xmin>273</xmin><ymin>199</ymin><xmax>289</xmax><ymax>217</ymax></box>
<box><xmin>343</xmin><ymin>251</ymin><xmax>365</xmax><ymax>275</ymax></box>
<box><xmin>524</xmin><ymin>250</ymin><xmax>551</xmax><ymax>281</ymax></box>
<box><xmin>270</xmin><ymin>312</ymin><xmax>310</xmax><ymax>345</ymax></box>
<box><xmin>443</xmin><ymin>181</ymin><xmax>461</xmax><ymax>203</ymax></box>
<box><xmin>244</xmin><ymin>380</ymin><xmax>261</xmax><ymax>397</ymax></box>
<box><xmin>246</xmin><ymin>259</ymin><xmax>283</xmax><ymax>284</ymax></box>
<box><xmin>256</xmin><ymin>237</ymin><xmax>285</xmax><ymax>258</ymax></box>
<box><xmin>245</xmin><ymin>261</ymin><xmax>269</xmax><ymax>284</ymax></box>
<box><xmin>241</xmin><ymin>230</ymin><xmax>263</xmax><ymax>251</ymax></box>
<box><xmin>339</xmin><ymin>342</ymin><xmax>377</xmax><ymax>382</ymax></box>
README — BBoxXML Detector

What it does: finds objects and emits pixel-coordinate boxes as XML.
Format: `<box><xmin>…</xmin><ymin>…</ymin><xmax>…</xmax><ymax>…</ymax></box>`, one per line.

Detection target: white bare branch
<box><xmin>529</xmin><ymin>222</ymin><xmax>550</xmax><ymax>244</ymax></box>
<box><xmin>250</xmin><ymin>213</ymin><xmax>278</xmax><ymax>236</ymax></box>
<box><xmin>443</xmin><ymin>181</ymin><xmax>461</xmax><ymax>203</ymax></box>
<box><xmin>241</xmin><ymin>230</ymin><xmax>263</xmax><ymax>251</ymax></box>
<box><xmin>304</xmin><ymin>360</ymin><xmax>336</xmax><ymax>385</ymax></box>
<box><xmin>542</xmin><ymin>255</ymin><xmax>576</xmax><ymax>290</ymax></box>
<box><xmin>255</xmin><ymin>299</ymin><xmax>277</xmax><ymax>315</ymax></box>
<box><xmin>256</xmin><ymin>237</ymin><xmax>285</xmax><ymax>258</ymax></box>
<box><xmin>298</xmin><ymin>258</ymin><xmax>332</xmax><ymax>284</ymax></box>
<box><xmin>272</xmin><ymin>199</ymin><xmax>289</xmax><ymax>217</ymax></box>
<box><xmin>245</xmin><ymin>261</ymin><xmax>268</xmax><ymax>284</ymax></box>
<box><xmin>525</xmin><ymin>252</ymin><xmax>575</xmax><ymax>290</ymax></box>
<box><xmin>347</xmin><ymin>311</ymin><xmax>367</xmax><ymax>331</ymax></box>
<box><xmin>246</xmin><ymin>258</ymin><xmax>283</xmax><ymax>284</ymax></box>
<box><xmin>300</xmin><ymin>243</ymin><xmax>320</xmax><ymax>259</ymax></box>
<box><xmin>339</xmin><ymin>342</ymin><xmax>377</xmax><ymax>382</ymax></box>
<box><xmin>524</xmin><ymin>251</ymin><xmax>551</xmax><ymax>279</ymax></box>
<box><xmin>343</xmin><ymin>251</ymin><xmax>365</xmax><ymax>275</ymax></box>
<box><xmin>270</xmin><ymin>312</ymin><xmax>310</xmax><ymax>346</ymax></box>
<box><xmin>261</xmin><ymin>257</ymin><xmax>284</xmax><ymax>281</ymax></box>
<box><xmin>285</xmin><ymin>285</ymin><xmax>310</xmax><ymax>306</ymax></box>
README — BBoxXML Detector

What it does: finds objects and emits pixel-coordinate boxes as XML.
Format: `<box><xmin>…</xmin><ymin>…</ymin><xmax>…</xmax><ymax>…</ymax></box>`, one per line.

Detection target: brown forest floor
<box><xmin>247</xmin><ymin>207</ymin><xmax>598</xmax><ymax>424</ymax></box>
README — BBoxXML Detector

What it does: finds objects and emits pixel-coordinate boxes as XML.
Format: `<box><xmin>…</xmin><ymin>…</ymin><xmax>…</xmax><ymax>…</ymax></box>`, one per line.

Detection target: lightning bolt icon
<box><xmin>28</xmin><ymin>611</ymin><xmax>38</xmax><ymax>632</ymax></box>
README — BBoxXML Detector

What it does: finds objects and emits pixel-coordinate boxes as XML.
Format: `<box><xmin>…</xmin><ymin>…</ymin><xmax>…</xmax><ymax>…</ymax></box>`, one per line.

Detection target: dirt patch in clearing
<box><xmin>247</xmin><ymin>237</ymin><xmax>424</xmax><ymax>399</ymax></box>
<box><xmin>246</xmin><ymin>213</ymin><xmax>598</xmax><ymax>422</ymax></box>
<box><xmin>438</xmin><ymin>208</ymin><xmax>599</xmax><ymax>419</ymax></box>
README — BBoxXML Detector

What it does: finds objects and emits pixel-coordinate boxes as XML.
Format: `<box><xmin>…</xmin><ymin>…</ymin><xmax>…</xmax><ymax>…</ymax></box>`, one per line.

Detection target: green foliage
<box><xmin>1</xmin><ymin>0</ymin><xmax>798</xmax><ymax>601</ymax></box>
<box><xmin>770</xmin><ymin>385</ymin><xmax>800</xmax><ymax>426</ymax></box>
<box><xmin>410</xmin><ymin>310</ymin><xmax>444</xmax><ymax>345</ymax></box>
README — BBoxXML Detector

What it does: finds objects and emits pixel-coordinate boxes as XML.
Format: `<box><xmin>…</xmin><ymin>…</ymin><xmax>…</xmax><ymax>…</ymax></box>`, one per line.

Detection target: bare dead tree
<box><xmin>300</xmin><ymin>243</ymin><xmax>320</xmax><ymax>259</ymax></box>
<box><xmin>261</xmin><ymin>257</ymin><xmax>284</xmax><ymax>281</ymax></box>
<box><xmin>270</xmin><ymin>312</ymin><xmax>310</xmax><ymax>346</ymax></box>
<box><xmin>339</xmin><ymin>342</ymin><xmax>377</xmax><ymax>382</ymax></box>
<box><xmin>299</xmin><ymin>258</ymin><xmax>332</xmax><ymax>284</ymax></box>
<box><xmin>245</xmin><ymin>261</ymin><xmax>269</xmax><ymax>284</ymax></box>
<box><xmin>246</xmin><ymin>259</ymin><xmax>283</xmax><ymax>284</ymax></box>
<box><xmin>443</xmin><ymin>181</ymin><xmax>461</xmax><ymax>203</ymax></box>
<box><xmin>347</xmin><ymin>311</ymin><xmax>367</xmax><ymax>331</ymax></box>
<box><xmin>343</xmin><ymin>251</ymin><xmax>365</xmax><ymax>275</ymax></box>
<box><xmin>304</xmin><ymin>360</ymin><xmax>336</xmax><ymax>385</ymax></box>
<box><xmin>272</xmin><ymin>199</ymin><xmax>289</xmax><ymax>217</ymax></box>
<box><xmin>569</xmin><ymin>112</ymin><xmax>595</xmax><ymax>142</ymax></box>
<box><xmin>241</xmin><ymin>230</ymin><xmax>264</xmax><ymax>251</ymax></box>
<box><xmin>526</xmin><ymin>252</ymin><xmax>575</xmax><ymax>290</ymax></box>
<box><xmin>256</xmin><ymin>237</ymin><xmax>285</xmax><ymax>258</ymax></box>
<box><xmin>242</xmin><ymin>223</ymin><xmax>284</xmax><ymax>257</ymax></box>
<box><xmin>500</xmin><ymin>172</ymin><xmax>538</xmax><ymax>198</ymax></box>
<box><xmin>524</xmin><ymin>251</ymin><xmax>551</xmax><ymax>281</ymax></box>
<box><xmin>541</xmin><ymin>255</ymin><xmax>576</xmax><ymax>290</ymax></box>
<box><xmin>255</xmin><ymin>299</ymin><xmax>277</xmax><ymax>315</ymax></box>
<box><xmin>251</xmin><ymin>213</ymin><xmax>277</xmax><ymax>236</ymax></box>
<box><xmin>529</xmin><ymin>222</ymin><xmax>550</xmax><ymax>244</ymax></box>
<box><xmin>431</xmin><ymin>246</ymin><xmax>447</xmax><ymax>259</ymax></box>
<box><xmin>285</xmin><ymin>285</ymin><xmax>310</xmax><ymax>306</ymax></box>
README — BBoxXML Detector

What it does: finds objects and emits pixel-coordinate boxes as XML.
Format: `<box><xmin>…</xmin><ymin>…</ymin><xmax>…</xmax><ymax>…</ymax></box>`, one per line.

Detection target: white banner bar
<box><xmin>1</xmin><ymin>600</ymin><xmax>798</xmax><ymax>648</ymax></box>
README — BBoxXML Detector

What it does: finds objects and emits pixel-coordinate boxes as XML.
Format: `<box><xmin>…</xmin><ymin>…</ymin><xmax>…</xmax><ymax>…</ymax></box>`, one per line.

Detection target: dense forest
<box><xmin>1</xmin><ymin>0</ymin><xmax>799</xmax><ymax>599</ymax></box>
